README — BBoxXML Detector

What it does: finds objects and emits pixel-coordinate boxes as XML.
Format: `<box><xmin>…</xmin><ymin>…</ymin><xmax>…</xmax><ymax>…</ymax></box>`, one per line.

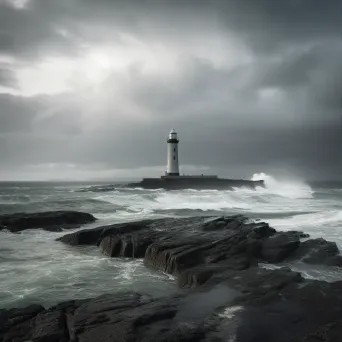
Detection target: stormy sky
<box><xmin>0</xmin><ymin>0</ymin><xmax>341</xmax><ymax>181</ymax></box>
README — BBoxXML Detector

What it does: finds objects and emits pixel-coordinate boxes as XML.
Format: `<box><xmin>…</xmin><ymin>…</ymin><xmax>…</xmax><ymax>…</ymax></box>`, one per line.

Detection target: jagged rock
<box><xmin>291</xmin><ymin>238</ymin><xmax>341</xmax><ymax>266</ymax></box>
<box><xmin>145</xmin><ymin>236</ymin><xmax>214</xmax><ymax>274</ymax></box>
<box><xmin>0</xmin><ymin>304</ymin><xmax>45</xmax><ymax>342</ymax></box>
<box><xmin>3</xmin><ymin>309</ymin><xmax>69</xmax><ymax>342</ymax></box>
<box><xmin>197</xmin><ymin>266</ymin><xmax>303</xmax><ymax>295</ymax></box>
<box><xmin>57</xmin><ymin>219</ymin><xmax>154</xmax><ymax>246</ymax></box>
<box><xmin>99</xmin><ymin>230</ymin><xmax>163</xmax><ymax>258</ymax></box>
<box><xmin>261</xmin><ymin>232</ymin><xmax>301</xmax><ymax>263</ymax></box>
<box><xmin>31</xmin><ymin>310</ymin><xmax>69</xmax><ymax>342</ymax></box>
<box><xmin>57</xmin><ymin>226</ymin><xmax>104</xmax><ymax>245</ymax></box>
<box><xmin>0</xmin><ymin>304</ymin><xmax>44</xmax><ymax>333</ymax></box>
<box><xmin>246</xmin><ymin>222</ymin><xmax>276</xmax><ymax>239</ymax></box>
<box><xmin>287</xmin><ymin>231</ymin><xmax>310</xmax><ymax>239</ymax></box>
<box><xmin>3</xmin><ymin>268</ymin><xmax>342</xmax><ymax>341</ymax></box>
<box><xmin>143</xmin><ymin>219</ymin><xmax>276</xmax><ymax>276</ymax></box>
<box><xmin>201</xmin><ymin>215</ymin><xmax>247</xmax><ymax>231</ymax></box>
<box><xmin>0</xmin><ymin>211</ymin><xmax>96</xmax><ymax>233</ymax></box>
<box><xmin>58</xmin><ymin>215</ymin><xmax>341</xmax><ymax>273</ymax></box>
<box><xmin>325</xmin><ymin>255</ymin><xmax>342</xmax><ymax>267</ymax></box>
<box><xmin>177</xmin><ymin>255</ymin><xmax>253</xmax><ymax>288</ymax></box>
<box><xmin>69</xmin><ymin>292</ymin><xmax>157</xmax><ymax>341</ymax></box>
<box><xmin>302</xmin><ymin>320</ymin><xmax>342</xmax><ymax>342</ymax></box>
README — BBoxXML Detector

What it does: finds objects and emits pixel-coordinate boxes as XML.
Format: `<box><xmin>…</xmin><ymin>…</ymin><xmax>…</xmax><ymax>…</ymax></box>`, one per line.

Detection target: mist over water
<box><xmin>1</xmin><ymin>173</ymin><xmax>342</xmax><ymax>309</ymax></box>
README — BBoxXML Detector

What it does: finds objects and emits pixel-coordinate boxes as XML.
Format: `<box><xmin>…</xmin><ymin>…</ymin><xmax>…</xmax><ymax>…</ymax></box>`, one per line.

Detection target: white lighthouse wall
<box><xmin>167</xmin><ymin>143</ymin><xmax>179</xmax><ymax>175</ymax></box>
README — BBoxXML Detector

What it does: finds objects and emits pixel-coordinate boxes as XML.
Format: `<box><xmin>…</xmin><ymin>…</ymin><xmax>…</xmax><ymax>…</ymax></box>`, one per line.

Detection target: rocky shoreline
<box><xmin>0</xmin><ymin>211</ymin><xmax>96</xmax><ymax>233</ymax></box>
<box><xmin>1</xmin><ymin>212</ymin><xmax>342</xmax><ymax>341</ymax></box>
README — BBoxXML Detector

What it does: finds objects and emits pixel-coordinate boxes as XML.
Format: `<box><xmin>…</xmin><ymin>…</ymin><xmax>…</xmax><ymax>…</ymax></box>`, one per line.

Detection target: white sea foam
<box><xmin>250</xmin><ymin>172</ymin><xmax>314</xmax><ymax>199</ymax></box>
<box><xmin>1</xmin><ymin>174</ymin><xmax>342</xmax><ymax>309</ymax></box>
<box><xmin>267</xmin><ymin>209</ymin><xmax>342</xmax><ymax>248</ymax></box>
<box><xmin>90</xmin><ymin>173</ymin><xmax>331</xmax><ymax>225</ymax></box>
<box><xmin>90</xmin><ymin>174</ymin><xmax>341</xmax><ymax>243</ymax></box>
<box><xmin>98</xmin><ymin>173</ymin><xmax>314</xmax><ymax>214</ymax></box>
<box><xmin>218</xmin><ymin>306</ymin><xmax>244</xmax><ymax>319</ymax></box>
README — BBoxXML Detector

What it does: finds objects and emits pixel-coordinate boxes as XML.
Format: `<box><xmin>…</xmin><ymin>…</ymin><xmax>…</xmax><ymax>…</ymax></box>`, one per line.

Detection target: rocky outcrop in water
<box><xmin>2</xmin><ymin>214</ymin><xmax>342</xmax><ymax>341</ymax></box>
<box><xmin>126</xmin><ymin>177</ymin><xmax>265</xmax><ymax>190</ymax></box>
<box><xmin>57</xmin><ymin>215</ymin><xmax>342</xmax><ymax>269</ymax></box>
<box><xmin>0</xmin><ymin>211</ymin><xmax>96</xmax><ymax>233</ymax></box>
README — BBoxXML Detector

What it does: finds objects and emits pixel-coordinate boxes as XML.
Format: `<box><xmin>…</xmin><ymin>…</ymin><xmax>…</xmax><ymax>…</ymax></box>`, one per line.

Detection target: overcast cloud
<box><xmin>0</xmin><ymin>0</ymin><xmax>341</xmax><ymax>181</ymax></box>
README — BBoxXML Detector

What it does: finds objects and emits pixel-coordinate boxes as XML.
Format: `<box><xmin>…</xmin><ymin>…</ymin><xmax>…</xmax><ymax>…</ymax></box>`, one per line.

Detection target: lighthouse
<box><xmin>166</xmin><ymin>128</ymin><xmax>179</xmax><ymax>176</ymax></box>
<box><xmin>128</xmin><ymin>128</ymin><xmax>264</xmax><ymax>189</ymax></box>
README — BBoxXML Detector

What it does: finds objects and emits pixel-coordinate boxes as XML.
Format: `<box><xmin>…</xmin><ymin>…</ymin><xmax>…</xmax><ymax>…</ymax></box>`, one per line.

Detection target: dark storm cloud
<box><xmin>217</xmin><ymin>0</ymin><xmax>342</xmax><ymax>53</ymax></box>
<box><xmin>0</xmin><ymin>1</ymin><xmax>83</xmax><ymax>59</ymax></box>
<box><xmin>2</xmin><ymin>0</ymin><xmax>342</xmax><ymax>59</ymax></box>
<box><xmin>0</xmin><ymin>0</ymin><xmax>341</xmax><ymax>179</ymax></box>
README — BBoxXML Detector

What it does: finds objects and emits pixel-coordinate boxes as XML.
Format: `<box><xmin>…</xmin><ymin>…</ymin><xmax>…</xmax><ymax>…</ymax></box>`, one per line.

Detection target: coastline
<box><xmin>1</xmin><ymin>212</ymin><xmax>342</xmax><ymax>341</ymax></box>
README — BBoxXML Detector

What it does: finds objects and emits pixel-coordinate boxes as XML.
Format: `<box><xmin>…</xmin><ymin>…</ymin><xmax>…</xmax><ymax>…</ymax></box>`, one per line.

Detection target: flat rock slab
<box><xmin>58</xmin><ymin>215</ymin><xmax>342</xmax><ymax>278</ymax></box>
<box><xmin>3</xmin><ymin>268</ymin><xmax>342</xmax><ymax>341</ymax></box>
<box><xmin>0</xmin><ymin>211</ymin><xmax>96</xmax><ymax>233</ymax></box>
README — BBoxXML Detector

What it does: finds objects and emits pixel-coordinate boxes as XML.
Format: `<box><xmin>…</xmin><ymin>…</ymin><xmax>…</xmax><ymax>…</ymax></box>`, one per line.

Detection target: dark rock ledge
<box><xmin>2</xmin><ymin>215</ymin><xmax>342</xmax><ymax>341</ymax></box>
<box><xmin>0</xmin><ymin>211</ymin><xmax>96</xmax><ymax>233</ymax></box>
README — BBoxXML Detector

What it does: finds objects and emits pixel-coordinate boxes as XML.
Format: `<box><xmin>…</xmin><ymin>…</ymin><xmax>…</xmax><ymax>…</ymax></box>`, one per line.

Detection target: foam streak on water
<box><xmin>0</xmin><ymin>173</ymin><xmax>342</xmax><ymax>309</ymax></box>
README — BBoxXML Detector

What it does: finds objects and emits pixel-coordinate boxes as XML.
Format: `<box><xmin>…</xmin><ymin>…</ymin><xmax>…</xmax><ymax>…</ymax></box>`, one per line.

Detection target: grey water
<box><xmin>1</xmin><ymin>173</ymin><xmax>342</xmax><ymax>309</ymax></box>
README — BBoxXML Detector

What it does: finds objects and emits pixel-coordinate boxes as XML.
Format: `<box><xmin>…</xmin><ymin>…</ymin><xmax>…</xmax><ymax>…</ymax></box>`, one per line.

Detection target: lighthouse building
<box><xmin>166</xmin><ymin>128</ymin><xmax>179</xmax><ymax>176</ymax></box>
<box><xmin>129</xmin><ymin>128</ymin><xmax>264</xmax><ymax>189</ymax></box>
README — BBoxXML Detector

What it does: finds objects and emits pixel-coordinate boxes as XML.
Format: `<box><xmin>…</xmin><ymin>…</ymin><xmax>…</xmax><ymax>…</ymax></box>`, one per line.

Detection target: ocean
<box><xmin>1</xmin><ymin>173</ymin><xmax>342</xmax><ymax>309</ymax></box>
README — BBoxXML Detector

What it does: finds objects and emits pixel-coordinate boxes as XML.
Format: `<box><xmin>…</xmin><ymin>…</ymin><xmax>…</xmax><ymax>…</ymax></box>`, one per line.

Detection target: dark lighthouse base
<box><xmin>126</xmin><ymin>175</ymin><xmax>264</xmax><ymax>190</ymax></box>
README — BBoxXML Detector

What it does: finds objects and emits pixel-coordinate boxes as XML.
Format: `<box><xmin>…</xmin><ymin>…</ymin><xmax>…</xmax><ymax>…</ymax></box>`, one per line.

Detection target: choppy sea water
<box><xmin>1</xmin><ymin>173</ymin><xmax>342</xmax><ymax>309</ymax></box>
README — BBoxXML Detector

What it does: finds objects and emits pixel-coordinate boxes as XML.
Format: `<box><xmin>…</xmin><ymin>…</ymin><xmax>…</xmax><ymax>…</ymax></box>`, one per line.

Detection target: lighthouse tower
<box><xmin>166</xmin><ymin>128</ymin><xmax>179</xmax><ymax>176</ymax></box>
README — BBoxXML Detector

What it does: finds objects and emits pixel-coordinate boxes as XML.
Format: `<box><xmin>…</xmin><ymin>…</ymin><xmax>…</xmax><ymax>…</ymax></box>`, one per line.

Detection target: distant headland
<box><xmin>126</xmin><ymin>129</ymin><xmax>264</xmax><ymax>190</ymax></box>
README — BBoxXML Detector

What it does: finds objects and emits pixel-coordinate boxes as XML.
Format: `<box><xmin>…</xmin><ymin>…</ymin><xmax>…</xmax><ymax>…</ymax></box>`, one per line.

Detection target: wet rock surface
<box><xmin>0</xmin><ymin>211</ymin><xmax>96</xmax><ymax>233</ymax></box>
<box><xmin>57</xmin><ymin>214</ymin><xmax>341</xmax><ymax>271</ymax></box>
<box><xmin>3</xmin><ymin>214</ymin><xmax>342</xmax><ymax>341</ymax></box>
<box><xmin>3</xmin><ymin>268</ymin><xmax>342</xmax><ymax>342</ymax></box>
<box><xmin>291</xmin><ymin>238</ymin><xmax>342</xmax><ymax>266</ymax></box>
